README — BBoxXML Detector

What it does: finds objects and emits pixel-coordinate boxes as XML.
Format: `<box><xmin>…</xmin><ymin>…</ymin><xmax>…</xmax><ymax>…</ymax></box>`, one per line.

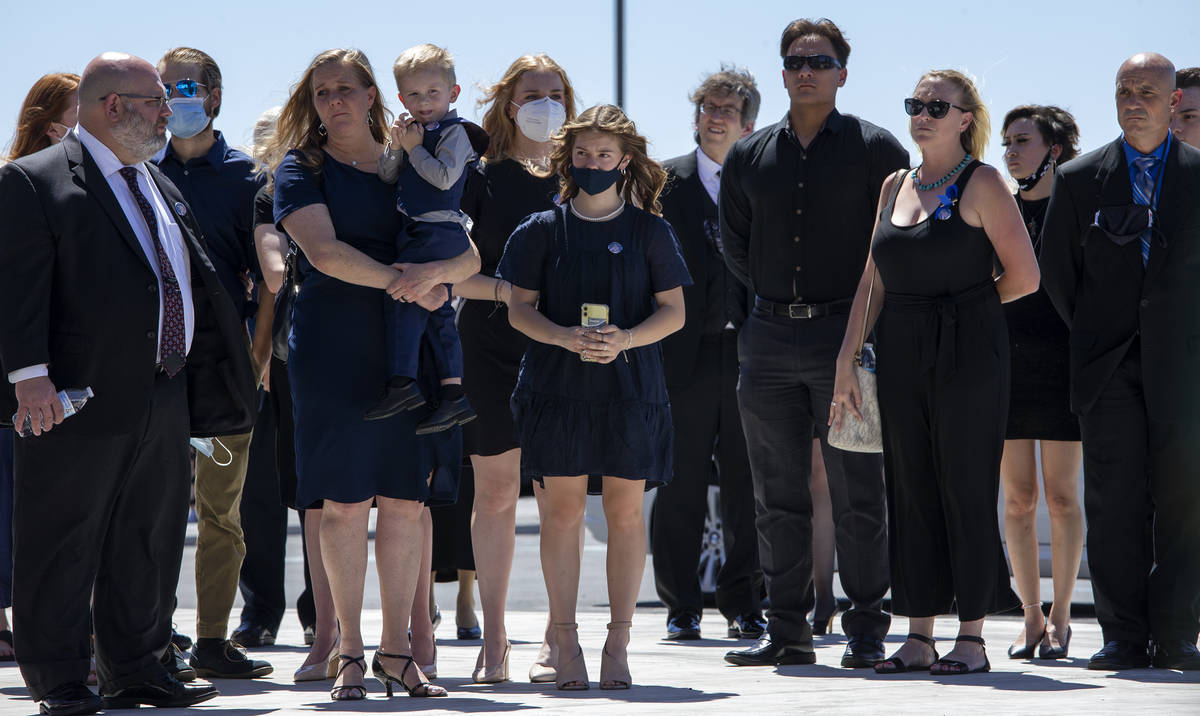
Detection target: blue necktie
<box><xmin>1131</xmin><ymin>155</ymin><xmax>1156</xmax><ymax>267</ymax></box>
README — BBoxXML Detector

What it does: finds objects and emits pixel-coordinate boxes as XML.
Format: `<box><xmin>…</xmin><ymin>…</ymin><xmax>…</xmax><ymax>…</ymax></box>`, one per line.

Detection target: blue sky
<box><xmin>4</xmin><ymin>1</ymin><xmax>1199</xmax><ymax>167</ymax></box>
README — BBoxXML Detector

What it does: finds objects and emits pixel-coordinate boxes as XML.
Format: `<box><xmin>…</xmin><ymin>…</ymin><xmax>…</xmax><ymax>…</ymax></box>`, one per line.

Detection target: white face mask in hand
<box><xmin>190</xmin><ymin>437</ymin><xmax>233</xmax><ymax>467</ymax></box>
<box><xmin>511</xmin><ymin>97</ymin><xmax>566</xmax><ymax>143</ymax></box>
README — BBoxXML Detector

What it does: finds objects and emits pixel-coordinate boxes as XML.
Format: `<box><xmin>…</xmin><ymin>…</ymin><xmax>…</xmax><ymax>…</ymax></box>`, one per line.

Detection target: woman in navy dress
<box><xmin>498</xmin><ymin>105</ymin><xmax>690</xmax><ymax>690</ymax></box>
<box><xmin>267</xmin><ymin>49</ymin><xmax>477</xmax><ymax>701</ymax></box>
<box><xmin>832</xmin><ymin>71</ymin><xmax>1038</xmax><ymax>675</ymax></box>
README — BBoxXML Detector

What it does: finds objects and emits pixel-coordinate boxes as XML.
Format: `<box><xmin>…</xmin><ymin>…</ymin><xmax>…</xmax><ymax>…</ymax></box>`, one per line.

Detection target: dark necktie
<box><xmin>1131</xmin><ymin>155</ymin><xmax>1156</xmax><ymax>267</ymax></box>
<box><xmin>118</xmin><ymin>167</ymin><xmax>186</xmax><ymax>376</ymax></box>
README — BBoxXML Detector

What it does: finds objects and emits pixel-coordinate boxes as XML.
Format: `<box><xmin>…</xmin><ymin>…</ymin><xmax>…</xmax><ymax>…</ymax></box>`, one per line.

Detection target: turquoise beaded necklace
<box><xmin>910</xmin><ymin>153</ymin><xmax>973</xmax><ymax>192</ymax></box>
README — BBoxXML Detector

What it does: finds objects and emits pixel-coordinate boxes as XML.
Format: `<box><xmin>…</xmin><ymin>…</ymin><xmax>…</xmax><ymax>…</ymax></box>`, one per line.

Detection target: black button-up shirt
<box><xmin>157</xmin><ymin>131</ymin><xmax>265</xmax><ymax>320</ymax></box>
<box><xmin>719</xmin><ymin>109</ymin><xmax>909</xmax><ymax>304</ymax></box>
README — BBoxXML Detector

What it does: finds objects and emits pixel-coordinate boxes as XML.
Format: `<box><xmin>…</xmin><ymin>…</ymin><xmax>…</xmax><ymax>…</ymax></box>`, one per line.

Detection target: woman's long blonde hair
<box><xmin>919</xmin><ymin>69</ymin><xmax>990</xmax><ymax>159</ymax></box>
<box><xmin>478</xmin><ymin>54</ymin><xmax>576</xmax><ymax>169</ymax></box>
<box><xmin>263</xmin><ymin>49</ymin><xmax>391</xmax><ymax>188</ymax></box>
<box><xmin>549</xmin><ymin>104</ymin><xmax>668</xmax><ymax>216</ymax></box>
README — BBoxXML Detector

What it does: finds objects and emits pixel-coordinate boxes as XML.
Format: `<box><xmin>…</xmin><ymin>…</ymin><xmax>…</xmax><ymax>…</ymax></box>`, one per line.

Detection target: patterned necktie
<box><xmin>118</xmin><ymin>167</ymin><xmax>187</xmax><ymax>376</ymax></box>
<box><xmin>1130</xmin><ymin>155</ymin><xmax>1157</xmax><ymax>267</ymax></box>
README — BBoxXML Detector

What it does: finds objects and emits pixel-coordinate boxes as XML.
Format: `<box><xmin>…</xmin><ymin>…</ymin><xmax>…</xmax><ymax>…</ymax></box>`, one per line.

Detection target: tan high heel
<box><xmin>472</xmin><ymin>640</ymin><xmax>511</xmax><ymax>683</ymax></box>
<box><xmin>553</xmin><ymin>623</ymin><xmax>588</xmax><ymax>691</ymax></box>
<box><xmin>293</xmin><ymin>641</ymin><xmax>339</xmax><ymax>682</ymax></box>
<box><xmin>600</xmin><ymin>621</ymin><xmax>632</xmax><ymax>690</ymax></box>
<box><xmin>529</xmin><ymin>627</ymin><xmax>557</xmax><ymax>683</ymax></box>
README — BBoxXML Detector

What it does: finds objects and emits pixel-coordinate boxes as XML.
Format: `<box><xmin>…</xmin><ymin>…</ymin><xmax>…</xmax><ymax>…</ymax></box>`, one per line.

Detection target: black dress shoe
<box><xmin>457</xmin><ymin>624</ymin><xmax>482</xmax><ymax>640</ymax></box>
<box><xmin>38</xmin><ymin>683</ymin><xmax>102</xmax><ymax>716</ymax></box>
<box><xmin>725</xmin><ymin>637</ymin><xmax>816</xmax><ymax>666</ymax></box>
<box><xmin>161</xmin><ymin>642</ymin><xmax>196</xmax><ymax>682</ymax></box>
<box><xmin>1152</xmin><ymin>639</ymin><xmax>1200</xmax><ymax>670</ymax></box>
<box><xmin>189</xmin><ymin>638</ymin><xmax>273</xmax><ymax>678</ymax></box>
<box><xmin>841</xmin><ymin>635</ymin><xmax>886</xmax><ymax>668</ymax></box>
<box><xmin>231</xmin><ymin>622</ymin><xmax>277</xmax><ymax>648</ymax></box>
<box><xmin>415</xmin><ymin>395</ymin><xmax>477</xmax><ymax>435</ymax></box>
<box><xmin>170</xmin><ymin>628</ymin><xmax>192</xmax><ymax>651</ymax></box>
<box><xmin>1087</xmin><ymin>640</ymin><xmax>1151</xmax><ymax>670</ymax></box>
<box><xmin>364</xmin><ymin>380</ymin><xmax>426</xmax><ymax>421</ymax></box>
<box><xmin>727</xmin><ymin>613</ymin><xmax>767</xmax><ymax>640</ymax></box>
<box><xmin>102</xmin><ymin>673</ymin><xmax>218</xmax><ymax>709</ymax></box>
<box><xmin>666</xmin><ymin>611</ymin><xmax>701</xmax><ymax>640</ymax></box>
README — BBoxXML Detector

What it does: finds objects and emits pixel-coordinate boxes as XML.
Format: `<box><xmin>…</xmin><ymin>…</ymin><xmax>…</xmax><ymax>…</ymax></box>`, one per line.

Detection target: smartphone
<box><xmin>580</xmin><ymin>303</ymin><xmax>609</xmax><ymax>362</ymax></box>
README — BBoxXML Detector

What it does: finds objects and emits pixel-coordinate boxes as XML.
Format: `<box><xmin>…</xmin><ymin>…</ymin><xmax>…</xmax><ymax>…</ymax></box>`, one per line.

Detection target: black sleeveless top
<box><xmin>872</xmin><ymin>161</ymin><xmax>994</xmax><ymax>297</ymax></box>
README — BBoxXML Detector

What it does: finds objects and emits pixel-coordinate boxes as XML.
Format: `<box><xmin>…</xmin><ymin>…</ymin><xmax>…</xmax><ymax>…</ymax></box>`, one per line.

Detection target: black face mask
<box><xmin>1016</xmin><ymin>150</ymin><xmax>1055</xmax><ymax>192</ymax></box>
<box><xmin>570</xmin><ymin>165</ymin><xmax>622</xmax><ymax>195</ymax></box>
<box><xmin>1086</xmin><ymin>204</ymin><xmax>1165</xmax><ymax>248</ymax></box>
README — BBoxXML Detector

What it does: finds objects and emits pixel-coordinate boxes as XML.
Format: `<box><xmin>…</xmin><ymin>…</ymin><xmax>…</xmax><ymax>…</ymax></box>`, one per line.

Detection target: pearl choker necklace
<box><xmin>570</xmin><ymin>200</ymin><xmax>626</xmax><ymax>222</ymax></box>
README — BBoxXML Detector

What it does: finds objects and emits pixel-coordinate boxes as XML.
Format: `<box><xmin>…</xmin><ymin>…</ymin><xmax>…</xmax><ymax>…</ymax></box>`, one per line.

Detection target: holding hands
<box><xmin>391</xmin><ymin>114</ymin><xmax>424</xmax><ymax>153</ymax></box>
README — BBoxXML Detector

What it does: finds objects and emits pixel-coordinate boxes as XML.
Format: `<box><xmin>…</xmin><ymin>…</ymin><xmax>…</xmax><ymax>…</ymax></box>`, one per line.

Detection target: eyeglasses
<box><xmin>101</xmin><ymin>92</ymin><xmax>171</xmax><ymax>110</ymax></box>
<box><xmin>698</xmin><ymin>103</ymin><xmax>742</xmax><ymax>119</ymax></box>
<box><xmin>904</xmin><ymin>98</ymin><xmax>968</xmax><ymax>120</ymax></box>
<box><xmin>164</xmin><ymin>79</ymin><xmax>208</xmax><ymax>99</ymax></box>
<box><xmin>783</xmin><ymin>54</ymin><xmax>843</xmax><ymax>71</ymax></box>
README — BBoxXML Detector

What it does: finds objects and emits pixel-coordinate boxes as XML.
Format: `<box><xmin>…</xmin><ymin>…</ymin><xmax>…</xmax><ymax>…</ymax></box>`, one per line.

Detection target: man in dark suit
<box><xmin>0</xmin><ymin>52</ymin><xmax>256</xmax><ymax>714</ymax></box>
<box><xmin>1042</xmin><ymin>52</ymin><xmax>1200</xmax><ymax>671</ymax></box>
<box><xmin>652</xmin><ymin>66</ymin><xmax>764</xmax><ymax>643</ymax></box>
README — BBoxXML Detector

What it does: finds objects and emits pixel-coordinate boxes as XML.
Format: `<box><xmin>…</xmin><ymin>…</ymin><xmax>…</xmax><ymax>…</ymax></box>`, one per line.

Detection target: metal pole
<box><xmin>615</xmin><ymin>0</ymin><xmax>625</xmax><ymax>108</ymax></box>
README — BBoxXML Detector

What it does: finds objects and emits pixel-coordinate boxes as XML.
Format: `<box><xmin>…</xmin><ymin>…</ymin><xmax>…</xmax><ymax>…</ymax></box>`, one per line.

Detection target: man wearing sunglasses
<box><xmin>720</xmin><ymin>18</ymin><xmax>907</xmax><ymax>669</ymax></box>
<box><xmin>1041</xmin><ymin>53</ymin><xmax>1200</xmax><ymax>672</ymax></box>
<box><xmin>0</xmin><ymin>52</ymin><xmax>256</xmax><ymax>714</ymax></box>
<box><xmin>653</xmin><ymin>66</ymin><xmax>765</xmax><ymax>644</ymax></box>
<box><xmin>153</xmin><ymin>47</ymin><xmax>273</xmax><ymax>681</ymax></box>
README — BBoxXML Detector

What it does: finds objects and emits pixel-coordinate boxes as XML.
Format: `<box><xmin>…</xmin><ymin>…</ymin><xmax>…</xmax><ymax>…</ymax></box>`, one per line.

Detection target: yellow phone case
<box><xmin>580</xmin><ymin>303</ymin><xmax>609</xmax><ymax>362</ymax></box>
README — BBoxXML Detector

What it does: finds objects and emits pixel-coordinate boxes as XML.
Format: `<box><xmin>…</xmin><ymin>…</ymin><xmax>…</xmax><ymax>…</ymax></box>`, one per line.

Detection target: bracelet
<box><xmin>1021</xmin><ymin>602</ymin><xmax>1043</xmax><ymax>610</ymax></box>
<box><xmin>626</xmin><ymin>328</ymin><xmax>634</xmax><ymax>350</ymax></box>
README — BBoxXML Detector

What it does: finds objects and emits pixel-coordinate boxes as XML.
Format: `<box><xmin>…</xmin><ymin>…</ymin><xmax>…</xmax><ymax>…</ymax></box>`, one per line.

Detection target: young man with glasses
<box><xmin>719</xmin><ymin>18</ymin><xmax>907</xmax><ymax>668</ymax></box>
<box><xmin>154</xmin><ymin>47</ymin><xmax>273</xmax><ymax>680</ymax></box>
<box><xmin>652</xmin><ymin>66</ymin><xmax>765</xmax><ymax>643</ymax></box>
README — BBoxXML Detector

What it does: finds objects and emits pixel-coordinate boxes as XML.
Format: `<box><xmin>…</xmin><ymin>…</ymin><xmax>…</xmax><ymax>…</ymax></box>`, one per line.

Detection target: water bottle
<box><xmin>13</xmin><ymin>387</ymin><xmax>94</xmax><ymax>437</ymax></box>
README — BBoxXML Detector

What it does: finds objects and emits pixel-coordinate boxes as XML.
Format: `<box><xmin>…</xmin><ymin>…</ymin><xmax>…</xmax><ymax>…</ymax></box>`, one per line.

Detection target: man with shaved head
<box><xmin>1042</xmin><ymin>53</ymin><xmax>1200</xmax><ymax>671</ymax></box>
<box><xmin>0</xmin><ymin>52</ymin><xmax>255</xmax><ymax>713</ymax></box>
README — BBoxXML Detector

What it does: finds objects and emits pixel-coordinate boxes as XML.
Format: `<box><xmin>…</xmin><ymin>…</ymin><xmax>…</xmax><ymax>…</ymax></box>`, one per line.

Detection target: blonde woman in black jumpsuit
<box><xmin>831</xmin><ymin>70</ymin><xmax>1040</xmax><ymax>675</ymax></box>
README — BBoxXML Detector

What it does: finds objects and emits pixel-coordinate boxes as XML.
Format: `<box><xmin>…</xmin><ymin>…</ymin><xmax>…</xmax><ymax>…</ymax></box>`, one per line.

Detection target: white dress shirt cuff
<box><xmin>8</xmin><ymin>365</ymin><xmax>49</xmax><ymax>384</ymax></box>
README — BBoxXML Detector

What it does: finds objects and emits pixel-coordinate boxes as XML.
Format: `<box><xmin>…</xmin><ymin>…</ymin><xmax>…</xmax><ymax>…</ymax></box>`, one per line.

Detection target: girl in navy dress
<box><xmin>498</xmin><ymin>104</ymin><xmax>691</xmax><ymax>690</ymax></box>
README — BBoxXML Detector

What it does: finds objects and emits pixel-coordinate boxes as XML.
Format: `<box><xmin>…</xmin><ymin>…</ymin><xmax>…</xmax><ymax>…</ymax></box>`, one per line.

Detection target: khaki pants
<box><xmin>194</xmin><ymin>430</ymin><xmax>254</xmax><ymax>639</ymax></box>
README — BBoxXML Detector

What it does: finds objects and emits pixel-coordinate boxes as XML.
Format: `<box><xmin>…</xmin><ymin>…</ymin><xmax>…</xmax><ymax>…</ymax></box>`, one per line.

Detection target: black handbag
<box><xmin>271</xmin><ymin>239</ymin><xmax>299</xmax><ymax>363</ymax></box>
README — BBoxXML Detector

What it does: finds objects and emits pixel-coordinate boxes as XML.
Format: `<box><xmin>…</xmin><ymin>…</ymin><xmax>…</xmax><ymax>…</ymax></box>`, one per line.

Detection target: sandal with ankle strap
<box><xmin>371</xmin><ymin>650</ymin><xmax>447</xmax><ymax>697</ymax></box>
<box><xmin>874</xmin><ymin>633</ymin><xmax>938</xmax><ymax>674</ymax></box>
<box><xmin>931</xmin><ymin>635</ymin><xmax>990</xmax><ymax>675</ymax></box>
<box><xmin>554</xmin><ymin>623</ymin><xmax>589</xmax><ymax>691</ymax></box>
<box><xmin>330</xmin><ymin>654</ymin><xmax>367</xmax><ymax>701</ymax></box>
<box><xmin>600</xmin><ymin>621</ymin><xmax>632</xmax><ymax>690</ymax></box>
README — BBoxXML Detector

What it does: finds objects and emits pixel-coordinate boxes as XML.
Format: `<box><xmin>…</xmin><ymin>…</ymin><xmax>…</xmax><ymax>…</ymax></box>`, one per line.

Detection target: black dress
<box><xmin>497</xmin><ymin>204</ymin><xmax>692</xmax><ymax>493</ymax></box>
<box><xmin>871</xmin><ymin>162</ymin><xmax>1020</xmax><ymax>620</ymax></box>
<box><xmin>1003</xmin><ymin>195</ymin><xmax>1080</xmax><ymax>441</ymax></box>
<box><xmin>458</xmin><ymin>160</ymin><xmax>558</xmax><ymax>457</ymax></box>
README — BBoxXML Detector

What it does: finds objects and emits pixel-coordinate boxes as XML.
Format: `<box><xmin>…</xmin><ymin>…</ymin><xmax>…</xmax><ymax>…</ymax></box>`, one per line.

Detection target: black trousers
<box><xmin>237</xmin><ymin>389</ymin><xmax>288</xmax><ymax>632</ymax></box>
<box><xmin>736</xmin><ymin>310</ymin><xmax>891</xmax><ymax>643</ymax></box>
<box><xmin>652</xmin><ymin>331</ymin><xmax>761</xmax><ymax>622</ymax></box>
<box><xmin>13</xmin><ymin>371</ymin><xmax>189</xmax><ymax>700</ymax></box>
<box><xmin>1080</xmin><ymin>344</ymin><xmax>1200</xmax><ymax>645</ymax></box>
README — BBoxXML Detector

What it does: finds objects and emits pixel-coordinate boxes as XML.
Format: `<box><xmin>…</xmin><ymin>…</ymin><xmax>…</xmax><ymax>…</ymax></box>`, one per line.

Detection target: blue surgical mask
<box><xmin>570</xmin><ymin>165</ymin><xmax>622</xmax><ymax>195</ymax></box>
<box><xmin>166</xmin><ymin>97</ymin><xmax>210</xmax><ymax>139</ymax></box>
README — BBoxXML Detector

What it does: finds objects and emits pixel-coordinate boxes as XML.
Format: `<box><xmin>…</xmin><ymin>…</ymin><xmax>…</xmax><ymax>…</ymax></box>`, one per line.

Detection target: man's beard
<box><xmin>111</xmin><ymin>102</ymin><xmax>167</xmax><ymax>162</ymax></box>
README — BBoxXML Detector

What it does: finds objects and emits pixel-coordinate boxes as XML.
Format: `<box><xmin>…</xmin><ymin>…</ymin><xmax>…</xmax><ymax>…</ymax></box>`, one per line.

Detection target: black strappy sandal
<box><xmin>371</xmin><ymin>650</ymin><xmax>448</xmax><ymax>697</ymax></box>
<box><xmin>874</xmin><ymin>633</ymin><xmax>938</xmax><ymax>674</ymax></box>
<box><xmin>330</xmin><ymin>654</ymin><xmax>367</xmax><ymax>701</ymax></box>
<box><xmin>931</xmin><ymin>635</ymin><xmax>991</xmax><ymax>675</ymax></box>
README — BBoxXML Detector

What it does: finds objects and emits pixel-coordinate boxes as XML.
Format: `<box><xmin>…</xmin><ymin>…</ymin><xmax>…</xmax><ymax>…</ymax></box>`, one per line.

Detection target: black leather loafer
<box><xmin>1152</xmin><ymin>639</ymin><xmax>1200</xmax><ymax>670</ymax></box>
<box><xmin>665</xmin><ymin>611</ymin><xmax>701</xmax><ymax>641</ymax></box>
<box><xmin>415</xmin><ymin>395</ymin><xmax>477</xmax><ymax>435</ymax></box>
<box><xmin>724</xmin><ymin>637</ymin><xmax>816</xmax><ymax>666</ymax></box>
<box><xmin>364</xmin><ymin>380</ymin><xmax>426</xmax><ymax>421</ymax></box>
<box><xmin>101</xmin><ymin>674</ymin><xmax>218</xmax><ymax>709</ymax></box>
<box><xmin>1087</xmin><ymin>640</ymin><xmax>1151</xmax><ymax>670</ymax></box>
<box><xmin>38</xmin><ymin>683</ymin><xmax>102</xmax><ymax>716</ymax></box>
<box><xmin>841</xmin><ymin>635</ymin><xmax>886</xmax><ymax>667</ymax></box>
<box><xmin>727</xmin><ymin>613</ymin><xmax>767</xmax><ymax>640</ymax></box>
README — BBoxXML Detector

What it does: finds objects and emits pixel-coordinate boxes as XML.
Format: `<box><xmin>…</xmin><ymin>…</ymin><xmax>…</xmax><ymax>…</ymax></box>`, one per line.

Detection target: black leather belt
<box><xmin>754</xmin><ymin>297</ymin><xmax>851</xmax><ymax>319</ymax></box>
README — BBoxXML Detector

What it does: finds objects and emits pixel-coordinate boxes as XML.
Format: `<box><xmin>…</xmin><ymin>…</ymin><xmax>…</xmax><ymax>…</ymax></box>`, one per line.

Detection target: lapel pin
<box><xmin>174</xmin><ymin>201</ymin><xmax>187</xmax><ymax>217</ymax></box>
<box><xmin>607</xmin><ymin>242</ymin><xmax>623</xmax><ymax>254</ymax></box>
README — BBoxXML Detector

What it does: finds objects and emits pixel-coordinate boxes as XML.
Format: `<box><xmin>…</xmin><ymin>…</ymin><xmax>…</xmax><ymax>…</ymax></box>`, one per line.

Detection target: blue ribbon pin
<box><xmin>934</xmin><ymin>185</ymin><xmax>958</xmax><ymax>221</ymax></box>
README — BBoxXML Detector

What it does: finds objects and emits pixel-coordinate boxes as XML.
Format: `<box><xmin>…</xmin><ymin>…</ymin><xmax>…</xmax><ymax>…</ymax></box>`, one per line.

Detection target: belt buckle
<box><xmin>787</xmin><ymin>303</ymin><xmax>812</xmax><ymax>319</ymax></box>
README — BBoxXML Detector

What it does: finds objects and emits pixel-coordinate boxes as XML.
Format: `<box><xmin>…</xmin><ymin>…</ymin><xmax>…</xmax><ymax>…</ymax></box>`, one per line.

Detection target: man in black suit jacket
<box><xmin>1042</xmin><ymin>52</ymin><xmax>1200</xmax><ymax>671</ymax></box>
<box><xmin>0</xmin><ymin>53</ymin><xmax>256</xmax><ymax>714</ymax></box>
<box><xmin>652</xmin><ymin>67</ymin><xmax>763</xmax><ymax>642</ymax></box>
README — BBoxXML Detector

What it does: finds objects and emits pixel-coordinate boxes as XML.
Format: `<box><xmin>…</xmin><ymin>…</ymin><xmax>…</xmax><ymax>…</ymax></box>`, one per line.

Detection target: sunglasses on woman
<box><xmin>783</xmin><ymin>54</ymin><xmax>843</xmax><ymax>71</ymax></box>
<box><xmin>164</xmin><ymin>78</ymin><xmax>208</xmax><ymax>99</ymax></box>
<box><xmin>904</xmin><ymin>98</ymin><xmax>968</xmax><ymax>119</ymax></box>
